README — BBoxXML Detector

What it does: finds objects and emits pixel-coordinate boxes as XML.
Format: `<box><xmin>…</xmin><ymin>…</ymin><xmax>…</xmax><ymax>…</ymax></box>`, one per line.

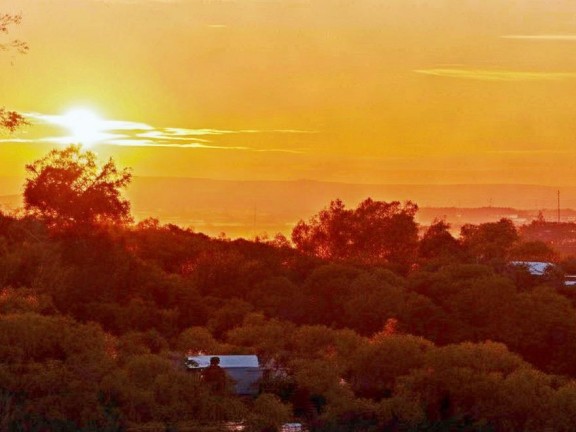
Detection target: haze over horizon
<box><xmin>2</xmin><ymin>0</ymin><xmax>576</xmax><ymax>195</ymax></box>
<box><xmin>2</xmin><ymin>174</ymin><xmax>575</xmax><ymax>238</ymax></box>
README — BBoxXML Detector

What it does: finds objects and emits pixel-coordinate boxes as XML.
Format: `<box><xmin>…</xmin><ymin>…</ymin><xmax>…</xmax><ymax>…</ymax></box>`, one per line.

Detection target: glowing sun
<box><xmin>58</xmin><ymin>108</ymin><xmax>107</xmax><ymax>147</ymax></box>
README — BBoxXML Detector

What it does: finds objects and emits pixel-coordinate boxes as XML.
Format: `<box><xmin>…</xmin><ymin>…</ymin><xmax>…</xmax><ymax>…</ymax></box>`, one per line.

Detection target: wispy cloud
<box><xmin>414</xmin><ymin>68</ymin><xmax>576</xmax><ymax>81</ymax></box>
<box><xmin>502</xmin><ymin>35</ymin><xmax>576</xmax><ymax>41</ymax></box>
<box><xmin>89</xmin><ymin>0</ymin><xmax>185</xmax><ymax>3</ymax></box>
<box><xmin>26</xmin><ymin>112</ymin><xmax>154</xmax><ymax>132</ymax></box>
<box><xmin>103</xmin><ymin>140</ymin><xmax>302</xmax><ymax>153</ymax></box>
<box><xmin>14</xmin><ymin>111</ymin><xmax>313</xmax><ymax>154</ymax></box>
<box><xmin>488</xmin><ymin>149</ymin><xmax>576</xmax><ymax>155</ymax></box>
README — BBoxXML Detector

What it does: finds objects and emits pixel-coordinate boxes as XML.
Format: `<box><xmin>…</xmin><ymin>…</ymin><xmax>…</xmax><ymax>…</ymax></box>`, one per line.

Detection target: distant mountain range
<box><xmin>127</xmin><ymin>177</ymin><xmax>574</xmax><ymax>211</ymax></box>
<box><xmin>2</xmin><ymin>176</ymin><xmax>575</xmax><ymax>237</ymax></box>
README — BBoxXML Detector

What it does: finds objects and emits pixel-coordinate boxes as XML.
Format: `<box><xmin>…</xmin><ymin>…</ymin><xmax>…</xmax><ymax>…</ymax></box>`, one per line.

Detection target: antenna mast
<box><xmin>558</xmin><ymin>190</ymin><xmax>561</xmax><ymax>223</ymax></box>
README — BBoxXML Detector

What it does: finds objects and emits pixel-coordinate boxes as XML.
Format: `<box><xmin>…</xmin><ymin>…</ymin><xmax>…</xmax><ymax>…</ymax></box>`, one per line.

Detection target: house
<box><xmin>509</xmin><ymin>261</ymin><xmax>556</xmax><ymax>276</ymax></box>
<box><xmin>185</xmin><ymin>355</ymin><xmax>262</xmax><ymax>396</ymax></box>
<box><xmin>509</xmin><ymin>261</ymin><xmax>576</xmax><ymax>287</ymax></box>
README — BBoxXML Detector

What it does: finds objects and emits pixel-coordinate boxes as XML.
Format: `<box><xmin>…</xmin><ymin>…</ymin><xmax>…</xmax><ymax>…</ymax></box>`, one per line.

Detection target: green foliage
<box><xmin>348</xmin><ymin>334</ymin><xmax>433</xmax><ymax>400</ymax></box>
<box><xmin>175</xmin><ymin>326</ymin><xmax>223</xmax><ymax>355</ymax></box>
<box><xmin>509</xmin><ymin>240</ymin><xmax>557</xmax><ymax>262</ymax></box>
<box><xmin>8</xmin><ymin>150</ymin><xmax>576</xmax><ymax>430</ymax></box>
<box><xmin>226</xmin><ymin>314</ymin><xmax>295</xmax><ymax>362</ymax></box>
<box><xmin>0</xmin><ymin>313</ymin><xmax>117</xmax><ymax>429</ymax></box>
<box><xmin>245</xmin><ymin>393</ymin><xmax>292</xmax><ymax>432</ymax></box>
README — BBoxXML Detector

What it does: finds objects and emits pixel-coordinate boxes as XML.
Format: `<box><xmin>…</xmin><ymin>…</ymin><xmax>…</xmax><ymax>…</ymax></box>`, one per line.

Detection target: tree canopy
<box><xmin>292</xmin><ymin>198</ymin><xmax>419</xmax><ymax>271</ymax></box>
<box><xmin>7</xmin><ymin>146</ymin><xmax>576</xmax><ymax>431</ymax></box>
<box><xmin>24</xmin><ymin>145</ymin><xmax>132</xmax><ymax>229</ymax></box>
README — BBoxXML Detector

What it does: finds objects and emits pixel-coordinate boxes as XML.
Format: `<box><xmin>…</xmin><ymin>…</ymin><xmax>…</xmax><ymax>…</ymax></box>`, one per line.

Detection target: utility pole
<box><xmin>558</xmin><ymin>190</ymin><xmax>561</xmax><ymax>223</ymax></box>
<box><xmin>253</xmin><ymin>205</ymin><xmax>257</xmax><ymax>236</ymax></box>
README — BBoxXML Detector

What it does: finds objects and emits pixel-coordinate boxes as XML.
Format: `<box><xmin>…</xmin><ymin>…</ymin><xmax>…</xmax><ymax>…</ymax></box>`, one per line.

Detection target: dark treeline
<box><xmin>3</xmin><ymin>146</ymin><xmax>576</xmax><ymax>431</ymax></box>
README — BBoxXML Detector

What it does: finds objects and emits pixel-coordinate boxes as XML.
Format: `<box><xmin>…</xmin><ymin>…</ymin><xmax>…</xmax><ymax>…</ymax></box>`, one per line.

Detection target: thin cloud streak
<box><xmin>0</xmin><ymin>138</ymin><xmax>36</xmax><ymax>143</ymax></box>
<box><xmin>103</xmin><ymin>140</ymin><xmax>303</xmax><ymax>153</ymax></box>
<box><xmin>19</xmin><ymin>111</ymin><xmax>311</xmax><ymax>153</ymax></box>
<box><xmin>137</xmin><ymin>131</ymin><xmax>212</xmax><ymax>143</ymax></box>
<box><xmin>163</xmin><ymin>127</ymin><xmax>317</xmax><ymax>136</ymax></box>
<box><xmin>26</xmin><ymin>112</ymin><xmax>154</xmax><ymax>132</ymax></box>
<box><xmin>488</xmin><ymin>149</ymin><xmax>576</xmax><ymax>154</ymax></box>
<box><xmin>414</xmin><ymin>68</ymin><xmax>576</xmax><ymax>81</ymax></box>
<box><xmin>502</xmin><ymin>35</ymin><xmax>576</xmax><ymax>41</ymax></box>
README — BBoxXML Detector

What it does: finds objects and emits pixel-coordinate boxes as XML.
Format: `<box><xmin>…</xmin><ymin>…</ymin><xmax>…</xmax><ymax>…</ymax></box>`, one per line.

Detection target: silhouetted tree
<box><xmin>292</xmin><ymin>198</ymin><xmax>419</xmax><ymax>271</ymax></box>
<box><xmin>348</xmin><ymin>334</ymin><xmax>433</xmax><ymax>400</ymax></box>
<box><xmin>460</xmin><ymin>218</ymin><xmax>519</xmax><ymax>265</ymax></box>
<box><xmin>520</xmin><ymin>221</ymin><xmax>576</xmax><ymax>256</ymax></box>
<box><xmin>419</xmin><ymin>219</ymin><xmax>463</xmax><ymax>264</ymax></box>
<box><xmin>509</xmin><ymin>240</ymin><xmax>556</xmax><ymax>262</ymax></box>
<box><xmin>0</xmin><ymin>108</ymin><xmax>27</xmax><ymax>132</ymax></box>
<box><xmin>24</xmin><ymin>145</ymin><xmax>132</xmax><ymax>229</ymax></box>
<box><xmin>1</xmin><ymin>14</ymin><xmax>28</xmax><ymax>132</ymax></box>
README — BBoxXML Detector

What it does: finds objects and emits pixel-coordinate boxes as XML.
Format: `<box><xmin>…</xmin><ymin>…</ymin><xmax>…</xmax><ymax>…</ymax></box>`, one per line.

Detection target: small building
<box><xmin>509</xmin><ymin>261</ymin><xmax>576</xmax><ymax>287</ymax></box>
<box><xmin>185</xmin><ymin>355</ymin><xmax>262</xmax><ymax>396</ymax></box>
<box><xmin>509</xmin><ymin>261</ymin><xmax>556</xmax><ymax>276</ymax></box>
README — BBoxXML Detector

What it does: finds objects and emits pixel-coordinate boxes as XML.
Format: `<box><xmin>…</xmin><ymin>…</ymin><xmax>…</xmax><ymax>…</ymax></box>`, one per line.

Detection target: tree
<box><xmin>460</xmin><ymin>218</ymin><xmax>519</xmax><ymax>265</ymax></box>
<box><xmin>1</xmin><ymin>14</ymin><xmax>29</xmax><ymax>132</ymax></box>
<box><xmin>348</xmin><ymin>334</ymin><xmax>433</xmax><ymax>400</ymax></box>
<box><xmin>341</xmin><ymin>270</ymin><xmax>407</xmax><ymax>335</ymax></box>
<box><xmin>292</xmin><ymin>198</ymin><xmax>419</xmax><ymax>271</ymax></box>
<box><xmin>24</xmin><ymin>145</ymin><xmax>132</xmax><ymax>229</ymax></box>
<box><xmin>0</xmin><ymin>313</ymin><xmax>118</xmax><ymax>429</ymax></box>
<box><xmin>509</xmin><ymin>240</ymin><xmax>557</xmax><ymax>262</ymax></box>
<box><xmin>0</xmin><ymin>107</ymin><xmax>27</xmax><ymax>132</ymax></box>
<box><xmin>419</xmin><ymin>219</ymin><xmax>463</xmax><ymax>264</ymax></box>
<box><xmin>245</xmin><ymin>393</ymin><xmax>292</xmax><ymax>432</ymax></box>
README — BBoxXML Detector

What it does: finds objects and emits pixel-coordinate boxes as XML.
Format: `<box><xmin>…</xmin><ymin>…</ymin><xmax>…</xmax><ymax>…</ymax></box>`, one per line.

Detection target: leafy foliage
<box><xmin>0</xmin><ymin>14</ymin><xmax>28</xmax><ymax>54</ymax></box>
<box><xmin>1</xmin><ymin>14</ymin><xmax>29</xmax><ymax>132</ymax></box>
<box><xmin>460</xmin><ymin>218</ymin><xmax>519</xmax><ymax>265</ymax></box>
<box><xmin>292</xmin><ymin>198</ymin><xmax>419</xmax><ymax>271</ymax></box>
<box><xmin>7</xmin><ymin>152</ymin><xmax>576</xmax><ymax>430</ymax></box>
<box><xmin>24</xmin><ymin>145</ymin><xmax>132</xmax><ymax>229</ymax></box>
<box><xmin>0</xmin><ymin>107</ymin><xmax>28</xmax><ymax>132</ymax></box>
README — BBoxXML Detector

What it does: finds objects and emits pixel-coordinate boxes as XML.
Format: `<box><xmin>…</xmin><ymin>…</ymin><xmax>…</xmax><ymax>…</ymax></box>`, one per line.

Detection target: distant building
<box><xmin>281</xmin><ymin>424</ymin><xmax>304</xmax><ymax>432</ymax></box>
<box><xmin>185</xmin><ymin>355</ymin><xmax>262</xmax><ymax>396</ymax></box>
<box><xmin>509</xmin><ymin>261</ymin><xmax>556</xmax><ymax>276</ymax></box>
<box><xmin>509</xmin><ymin>261</ymin><xmax>576</xmax><ymax>287</ymax></box>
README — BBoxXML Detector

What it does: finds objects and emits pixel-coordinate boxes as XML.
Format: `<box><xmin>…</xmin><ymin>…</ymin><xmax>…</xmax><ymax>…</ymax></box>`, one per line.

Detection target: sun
<box><xmin>58</xmin><ymin>108</ymin><xmax>107</xmax><ymax>147</ymax></box>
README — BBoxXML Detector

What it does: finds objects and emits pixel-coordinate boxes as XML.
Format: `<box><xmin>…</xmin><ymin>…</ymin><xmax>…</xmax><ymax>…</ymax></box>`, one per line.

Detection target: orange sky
<box><xmin>2</xmin><ymin>0</ymin><xmax>576</xmax><ymax>186</ymax></box>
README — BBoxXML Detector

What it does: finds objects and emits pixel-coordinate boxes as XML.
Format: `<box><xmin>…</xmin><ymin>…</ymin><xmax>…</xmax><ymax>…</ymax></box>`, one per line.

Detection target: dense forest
<box><xmin>3</xmin><ymin>146</ymin><xmax>576</xmax><ymax>432</ymax></box>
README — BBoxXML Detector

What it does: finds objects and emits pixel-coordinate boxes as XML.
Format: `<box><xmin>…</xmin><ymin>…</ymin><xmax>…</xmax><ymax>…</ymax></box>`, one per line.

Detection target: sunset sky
<box><xmin>2</xmin><ymin>0</ymin><xmax>576</xmax><ymax>187</ymax></box>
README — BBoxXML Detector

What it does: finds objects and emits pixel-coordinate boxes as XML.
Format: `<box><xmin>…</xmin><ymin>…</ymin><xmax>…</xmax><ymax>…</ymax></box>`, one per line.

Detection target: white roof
<box><xmin>185</xmin><ymin>355</ymin><xmax>260</xmax><ymax>369</ymax></box>
<box><xmin>510</xmin><ymin>261</ymin><xmax>555</xmax><ymax>276</ymax></box>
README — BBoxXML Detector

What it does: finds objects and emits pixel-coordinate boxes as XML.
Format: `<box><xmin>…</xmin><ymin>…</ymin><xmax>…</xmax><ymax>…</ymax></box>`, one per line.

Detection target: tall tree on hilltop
<box><xmin>24</xmin><ymin>145</ymin><xmax>132</xmax><ymax>229</ymax></box>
